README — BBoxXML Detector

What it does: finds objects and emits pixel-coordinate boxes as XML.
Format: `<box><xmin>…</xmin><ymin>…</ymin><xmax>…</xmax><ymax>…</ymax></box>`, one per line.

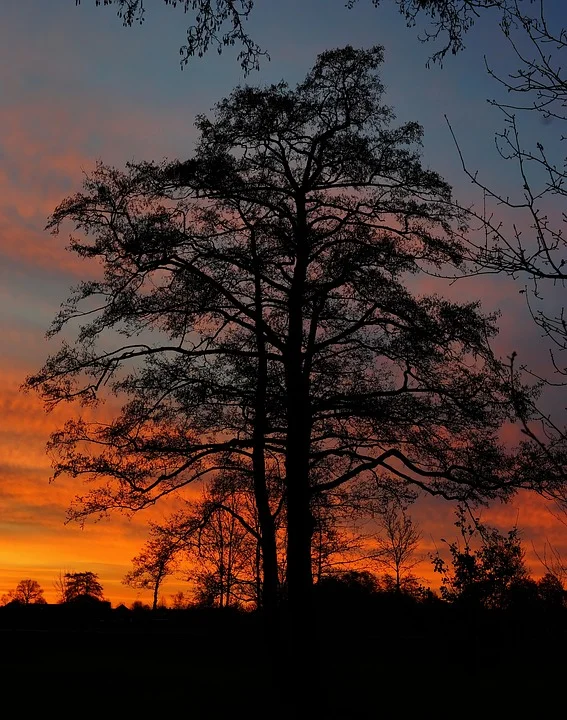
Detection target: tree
<box><xmin>442</xmin><ymin>1</ymin><xmax>567</xmax><ymax>506</ymax></box>
<box><xmin>123</xmin><ymin>524</ymin><xmax>182</xmax><ymax>610</ymax></box>
<box><xmin>450</xmin><ymin>1</ymin><xmax>567</xmax><ymax>347</ymax></box>
<box><xmin>432</xmin><ymin>506</ymin><xmax>534</xmax><ymax>609</ymax></box>
<box><xmin>60</xmin><ymin>571</ymin><xmax>106</xmax><ymax>603</ymax></box>
<box><xmin>371</xmin><ymin>500</ymin><xmax>423</xmax><ymax>593</ymax></box>
<box><xmin>533</xmin><ymin>538</ymin><xmax>567</xmax><ymax>587</ymax></box>
<box><xmin>26</xmin><ymin>45</ymin><xmax>552</xmax><ymax>702</ymax></box>
<box><xmin>314</xmin><ymin>568</ymin><xmax>380</xmax><ymax>609</ymax></box>
<box><xmin>537</xmin><ymin>572</ymin><xmax>566</xmax><ymax>608</ymax></box>
<box><xmin>188</xmin><ymin>500</ymin><xmax>260</xmax><ymax>609</ymax></box>
<box><xmin>310</xmin><ymin>493</ymin><xmax>373</xmax><ymax>584</ymax></box>
<box><xmin>1</xmin><ymin>579</ymin><xmax>47</xmax><ymax>606</ymax></box>
<box><xmin>77</xmin><ymin>0</ymin><xmax>526</xmax><ymax>73</ymax></box>
<box><xmin>169</xmin><ymin>590</ymin><xmax>191</xmax><ymax>608</ymax></box>
<box><xmin>14</xmin><ymin>579</ymin><xmax>47</xmax><ymax>605</ymax></box>
<box><xmin>128</xmin><ymin>480</ymin><xmax>270</xmax><ymax>610</ymax></box>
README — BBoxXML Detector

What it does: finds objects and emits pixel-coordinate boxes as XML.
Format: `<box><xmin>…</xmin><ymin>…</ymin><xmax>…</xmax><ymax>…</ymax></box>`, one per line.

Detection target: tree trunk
<box><xmin>251</xmin><ymin>231</ymin><xmax>281</xmax><ymax>659</ymax></box>
<box><xmin>282</xmin><ymin>211</ymin><xmax>318</xmax><ymax>709</ymax></box>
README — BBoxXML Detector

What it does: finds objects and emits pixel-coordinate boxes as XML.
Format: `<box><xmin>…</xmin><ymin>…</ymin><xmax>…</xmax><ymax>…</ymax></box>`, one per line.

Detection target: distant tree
<box><xmin>380</xmin><ymin>571</ymin><xmax>431</xmax><ymax>600</ymax></box>
<box><xmin>537</xmin><ymin>572</ymin><xmax>567</xmax><ymax>609</ymax></box>
<box><xmin>187</xmin><ymin>494</ymin><xmax>261</xmax><ymax>609</ymax></box>
<box><xmin>534</xmin><ymin>539</ymin><xmax>567</xmax><ymax>588</ymax></box>
<box><xmin>170</xmin><ymin>591</ymin><xmax>191</xmax><ymax>609</ymax></box>
<box><xmin>128</xmin><ymin>481</ymin><xmax>267</xmax><ymax>610</ymax></box>
<box><xmin>432</xmin><ymin>506</ymin><xmax>533</xmax><ymax>609</ymax></box>
<box><xmin>371</xmin><ymin>501</ymin><xmax>423</xmax><ymax>593</ymax></box>
<box><xmin>61</xmin><ymin>571</ymin><xmax>106</xmax><ymax>603</ymax></box>
<box><xmin>315</xmin><ymin>569</ymin><xmax>380</xmax><ymax>608</ymax></box>
<box><xmin>54</xmin><ymin>571</ymin><xmax>69</xmax><ymax>604</ymax></box>
<box><xmin>123</xmin><ymin>528</ymin><xmax>181</xmax><ymax>610</ymax></box>
<box><xmin>130</xmin><ymin>599</ymin><xmax>151</xmax><ymax>611</ymax></box>
<box><xmin>2</xmin><ymin>579</ymin><xmax>47</xmax><ymax>605</ymax></box>
<box><xmin>310</xmin><ymin>489</ymin><xmax>382</xmax><ymax>584</ymax></box>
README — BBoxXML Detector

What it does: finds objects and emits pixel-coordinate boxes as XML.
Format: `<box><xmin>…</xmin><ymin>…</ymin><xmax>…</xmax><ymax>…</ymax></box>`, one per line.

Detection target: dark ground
<box><xmin>0</xmin><ymin>602</ymin><xmax>564</xmax><ymax>717</ymax></box>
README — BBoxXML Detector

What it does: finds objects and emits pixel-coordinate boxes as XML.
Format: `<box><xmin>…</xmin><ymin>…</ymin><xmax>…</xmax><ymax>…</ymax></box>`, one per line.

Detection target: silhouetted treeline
<box><xmin>1</xmin><ymin>576</ymin><xmax>565</xmax><ymax>718</ymax></box>
<box><xmin>2</xmin><ymin>569</ymin><xmax>565</xmax><ymax>646</ymax></box>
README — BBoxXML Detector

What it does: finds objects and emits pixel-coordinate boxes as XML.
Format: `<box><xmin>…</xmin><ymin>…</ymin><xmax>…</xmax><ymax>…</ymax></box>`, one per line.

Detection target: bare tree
<box><xmin>123</xmin><ymin>529</ymin><xmax>181</xmax><ymax>610</ymax></box>
<box><xmin>533</xmin><ymin>538</ymin><xmax>567</xmax><ymax>586</ymax></box>
<box><xmin>371</xmin><ymin>501</ymin><xmax>423</xmax><ymax>593</ymax></box>
<box><xmin>1</xmin><ymin>579</ymin><xmax>47</xmax><ymax>605</ymax></box>
<box><xmin>442</xmin><ymin>1</ymin><xmax>567</xmax><ymax>510</ymax></box>
<box><xmin>446</xmin><ymin>1</ymin><xmax>567</xmax><ymax>350</ymax></box>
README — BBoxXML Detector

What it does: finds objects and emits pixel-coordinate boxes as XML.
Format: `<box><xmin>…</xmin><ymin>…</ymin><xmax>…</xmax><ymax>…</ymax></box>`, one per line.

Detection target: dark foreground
<box><xmin>0</xmin><ymin>601</ymin><xmax>564</xmax><ymax>718</ymax></box>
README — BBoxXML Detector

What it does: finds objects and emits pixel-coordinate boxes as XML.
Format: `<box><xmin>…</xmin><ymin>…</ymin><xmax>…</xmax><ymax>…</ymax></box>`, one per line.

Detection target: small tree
<box><xmin>12</xmin><ymin>579</ymin><xmax>46</xmax><ymax>605</ymax></box>
<box><xmin>1</xmin><ymin>579</ymin><xmax>47</xmax><ymax>606</ymax></box>
<box><xmin>60</xmin><ymin>571</ymin><xmax>106</xmax><ymax>603</ymax></box>
<box><xmin>127</xmin><ymin>480</ymin><xmax>267</xmax><ymax>610</ymax></box>
<box><xmin>124</xmin><ymin>529</ymin><xmax>181</xmax><ymax>611</ymax></box>
<box><xmin>537</xmin><ymin>572</ymin><xmax>567</xmax><ymax>609</ymax></box>
<box><xmin>432</xmin><ymin>506</ymin><xmax>532</xmax><ymax>610</ymax></box>
<box><xmin>371</xmin><ymin>501</ymin><xmax>423</xmax><ymax>594</ymax></box>
<box><xmin>170</xmin><ymin>591</ymin><xmax>191</xmax><ymax>609</ymax></box>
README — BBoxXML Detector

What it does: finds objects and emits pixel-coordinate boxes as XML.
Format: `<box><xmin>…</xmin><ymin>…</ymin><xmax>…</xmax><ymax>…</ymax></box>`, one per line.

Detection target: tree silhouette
<box><xmin>26</xmin><ymin>45</ymin><xmax>555</xmax><ymax>704</ymax></box>
<box><xmin>61</xmin><ymin>571</ymin><xmax>106</xmax><ymax>603</ymax></box>
<box><xmin>371</xmin><ymin>501</ymin><xmax>423</xmax><ymax>593</ymax></box>
<box><xmin>1</xmin><ymin>579</ymin><xmax>46</xmax><ymax>605</ymax></box>
<box><xmin>442</xmin><ymin>1</ymin><xmax>567</xmax><ymax>511</ymax></box>
<box><xmin>432</xmin><ymin>506</ymin><xmax>533</xmax><ymax>609</ymax></box>
<box><xmin>123</xmin><ymin>530</ymin><xmax>181</xmax><ymax>610</ymax></box>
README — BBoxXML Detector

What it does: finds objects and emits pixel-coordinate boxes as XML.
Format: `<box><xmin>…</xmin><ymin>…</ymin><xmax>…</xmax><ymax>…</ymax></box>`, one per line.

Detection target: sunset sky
<box><xmin>1</xmin><ymin>0</ymin><xmax>567</xmax><ymax>607</ymax></box>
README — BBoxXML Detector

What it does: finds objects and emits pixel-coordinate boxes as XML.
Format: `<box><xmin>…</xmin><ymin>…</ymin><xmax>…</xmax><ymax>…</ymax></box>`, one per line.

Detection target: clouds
<box><xmin>1</xmin><ymin>0</ymin><xmax>566</xmax><ymax>607</ymax></box>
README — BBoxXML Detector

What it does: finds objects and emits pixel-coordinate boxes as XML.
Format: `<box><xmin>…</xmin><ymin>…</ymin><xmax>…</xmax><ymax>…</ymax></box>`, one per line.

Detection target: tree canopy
<box><xmin>25</xmin><ymin>44</ymin><xmax>559</xmax><ymax>700</ymax></box>
<box><xmin>1</xmin><ymin>579</ymin><xmax>46</xmax><ymax>606</ymax></box>
<box><xmin>60</xmin><ymin>571</ymin><xmax>106</xmax><ymax>603</ymax></box>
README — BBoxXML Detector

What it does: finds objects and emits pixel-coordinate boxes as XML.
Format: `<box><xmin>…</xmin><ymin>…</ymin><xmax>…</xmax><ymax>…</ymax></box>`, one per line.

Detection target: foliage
<box><xmin>315</xmin><ymin>569</ymin><xmax>381</xmax><ymax>605</ymax></box>
<box><xmin>60</xmin><ymin>571</ymin><xmax>106</xmax><ymax>603</ymax></box>
<box><xmin>130</xmin><ymin>599</ymin><xmax>152</xmax><ymax>610</ymax></box>
<box><xmin>77</xmin><ymin>0</ymin><xmax>265</xmax><ymax>73</ymax></box>
<box><xmin>77</xmin><ymin>1</ymin><xmax>535</xmax><ymax>73</ymax></box>
<box><xmin>537</xmin><ymin>572</ymin><xmax>567</xmax><ymax>608</ymax></box>
<box><xmin>0</xmin><ymin>579</ymin><xmax>47</xmax><ymax>606</ymax></box>
<box><xmin>432</xmin><ymin>506</ymin><xmax>536</xmax><ymax>609</ymax></box>
<box><xmin>379</xmin><ymin>572</ymin><xmax>432</xmax><ymax>600</ymax></box>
